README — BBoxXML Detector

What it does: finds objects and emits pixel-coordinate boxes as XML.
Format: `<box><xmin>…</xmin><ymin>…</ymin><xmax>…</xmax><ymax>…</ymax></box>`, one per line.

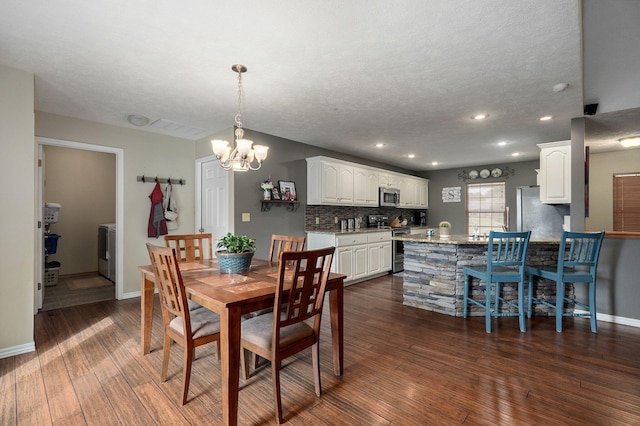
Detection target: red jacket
<box><xmin>148</xmin><ymin>182</ymin><xmax>168</xmax><ymax>238</ymax></box>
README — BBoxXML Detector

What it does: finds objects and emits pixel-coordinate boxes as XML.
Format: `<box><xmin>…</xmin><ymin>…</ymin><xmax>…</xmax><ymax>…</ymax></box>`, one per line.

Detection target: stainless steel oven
<box><xmin>392</xmin><ymin>227</ymin><xmax>410</xmax><ymax>273</ymax></box>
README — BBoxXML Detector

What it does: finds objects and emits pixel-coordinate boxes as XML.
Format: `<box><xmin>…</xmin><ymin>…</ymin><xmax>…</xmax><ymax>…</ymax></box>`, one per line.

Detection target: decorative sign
<box><xmin>442</xmin><ymin>186</ymin><xmax>461</xmax><ymax>203</ymax></box>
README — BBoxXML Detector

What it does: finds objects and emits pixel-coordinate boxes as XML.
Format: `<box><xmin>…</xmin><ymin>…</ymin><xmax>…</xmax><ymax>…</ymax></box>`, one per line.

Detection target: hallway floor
<box><xmin>42</xmin><ymin>273</ymin><xmax>115</xmax><ymax>311</ymax></box>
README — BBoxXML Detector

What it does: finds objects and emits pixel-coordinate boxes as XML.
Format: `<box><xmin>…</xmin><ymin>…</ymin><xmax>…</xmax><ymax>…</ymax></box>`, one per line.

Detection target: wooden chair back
<box><xmin>146</xmin><ymin>243</ymin><xmax>191</xmax><ymax>331</ymax></box>
<box><xmin>268</xmin><ymin>234</ymin><xmax>306</xmax><ymax>263</ymax></box>
<box><xmin>274</xmin><ymin>247</ymin><xmax>335</xmax><ymax>333</ymax></box>
<box><xmin>164</xmin><ymin>233</ymin><xmax>213</xmax><ymax>262</ymax></box>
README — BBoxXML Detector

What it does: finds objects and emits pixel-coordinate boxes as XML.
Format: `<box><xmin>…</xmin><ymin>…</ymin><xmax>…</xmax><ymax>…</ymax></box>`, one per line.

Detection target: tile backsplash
<box><xmin>305</xmin><ymin>205</ymin><xmax>426</xmax><ymax>230</ymax></box>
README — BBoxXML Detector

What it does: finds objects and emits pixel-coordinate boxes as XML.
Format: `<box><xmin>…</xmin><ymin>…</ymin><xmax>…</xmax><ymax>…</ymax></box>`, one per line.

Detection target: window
<box><xmin>614</xmin><ymin>173</ymin><xmax>640</xmax><ymax>232</ymax></box>
<box><xmin>466</xmin><ymin>182</ymin><xmax>506</xmax><ymax>235</ymax></box>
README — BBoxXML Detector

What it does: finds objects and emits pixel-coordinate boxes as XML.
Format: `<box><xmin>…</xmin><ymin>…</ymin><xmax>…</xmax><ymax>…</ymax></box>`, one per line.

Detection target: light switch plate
<box><xmin>242</xmin><ymin>213</ymin><xmax>250</xmax><ymax>222</ymax></box>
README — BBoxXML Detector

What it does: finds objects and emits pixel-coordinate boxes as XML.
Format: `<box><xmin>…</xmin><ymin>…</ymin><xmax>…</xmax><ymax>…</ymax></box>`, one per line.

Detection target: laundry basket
<box><xmin>44</xmin><ymin>203</ymin><xmax>61</xmax><ymax>224</ymax></box>
<box><xmin>45</xmin><ymin>234</ymin><xmax>61</xmax><ymax>255</ymax></box>
<box><xmin>44</xmin><ymin>267</ymin><xmax>59</xmax><ymax>287</ymax></box>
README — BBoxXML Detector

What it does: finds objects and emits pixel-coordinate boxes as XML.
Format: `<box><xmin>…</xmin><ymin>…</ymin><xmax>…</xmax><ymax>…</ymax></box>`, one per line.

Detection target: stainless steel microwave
<box><xmin>379</xmin><ymin>187</ymin><xmax>400</xmax><ymax>207</ymax></box>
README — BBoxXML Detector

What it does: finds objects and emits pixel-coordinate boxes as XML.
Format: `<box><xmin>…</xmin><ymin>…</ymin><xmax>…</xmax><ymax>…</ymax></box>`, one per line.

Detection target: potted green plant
<box><xmin>216</xmin><ymin>233</ymin><xmax>256</xmax><ymax>273</ymax></box>
<box><xmin>438</xmin><ymin>221</ymin><xmax>451</xmax><ymax>238</ymax></box>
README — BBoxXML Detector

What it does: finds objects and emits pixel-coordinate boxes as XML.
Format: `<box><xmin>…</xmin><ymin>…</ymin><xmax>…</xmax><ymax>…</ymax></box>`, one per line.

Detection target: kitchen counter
<box><xmin>305</xmin><ymin>226</ymin><xmax>413</xmax><ymax>235</ymax></box>
<box><xmin>401</xmin><ymin>236</ymin><xmax>564</xmax><ymax>317</ymax></box>
<box><xmin>395</xmin><ymin>233</ymin><xmax>561</xmax><ymax>245</ymax></box>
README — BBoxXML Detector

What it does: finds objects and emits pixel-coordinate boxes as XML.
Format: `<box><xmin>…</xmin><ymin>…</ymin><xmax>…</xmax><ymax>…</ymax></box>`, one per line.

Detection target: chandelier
<box><xmin>211</xmin><ymin>64</ymin><xmax>268</xmax><ymax>171</ymax></box>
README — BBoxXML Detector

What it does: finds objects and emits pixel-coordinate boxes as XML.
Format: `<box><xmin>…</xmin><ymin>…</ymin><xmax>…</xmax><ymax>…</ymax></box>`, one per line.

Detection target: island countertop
<box><xmin>394</xmin><ymin>233</ymin><xmax>561</xmax><ymax>245</ymax></box>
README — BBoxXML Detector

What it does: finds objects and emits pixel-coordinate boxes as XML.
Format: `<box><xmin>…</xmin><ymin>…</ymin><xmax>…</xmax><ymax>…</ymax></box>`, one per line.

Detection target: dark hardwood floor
<box><xmin>3</xmin><ymin>273</ymin><xmax>640</xmax><ymax>425</ymax></box>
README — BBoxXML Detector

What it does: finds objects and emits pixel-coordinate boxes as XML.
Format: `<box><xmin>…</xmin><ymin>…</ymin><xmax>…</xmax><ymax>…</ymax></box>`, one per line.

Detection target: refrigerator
<box><xmin>516</xmin><ymin>186</ymin><xmax>568</xmax><ymax>240</ymax></box>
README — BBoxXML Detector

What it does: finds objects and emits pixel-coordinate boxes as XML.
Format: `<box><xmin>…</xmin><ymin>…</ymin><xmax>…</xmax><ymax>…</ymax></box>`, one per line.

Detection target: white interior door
<box><xmin>196</xmin><ymin>157</ymin><xmax>232</xmax><ymax>247</ymax></box>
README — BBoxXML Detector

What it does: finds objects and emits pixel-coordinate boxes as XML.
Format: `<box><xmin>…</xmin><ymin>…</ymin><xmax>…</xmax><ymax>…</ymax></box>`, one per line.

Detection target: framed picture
<box><xmin>271</xmin><ymin>187</ymin><xmax>281</xmax><ymax>200</ymax></box>
<box><xmin>278</xmin><ymin>180</ymin><xmax>297</xmax><ymax>201</ymax></box>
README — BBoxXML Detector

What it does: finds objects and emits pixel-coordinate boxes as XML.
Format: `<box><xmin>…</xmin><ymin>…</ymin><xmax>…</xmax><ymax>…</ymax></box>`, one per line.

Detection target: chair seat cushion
<box><xmin>169</xmin><ymin>307</ymin><xmax>221</xmax><ymax>339</ymax></box>
<box><xmin>241</xmin><ymin>313</ymin><xmax>314</xmax><ymax>350</ymax></box>
<box><xmin>187</xmin><ymin>299</ymin><xmax>203</xmax><ymax>311</ymax></box>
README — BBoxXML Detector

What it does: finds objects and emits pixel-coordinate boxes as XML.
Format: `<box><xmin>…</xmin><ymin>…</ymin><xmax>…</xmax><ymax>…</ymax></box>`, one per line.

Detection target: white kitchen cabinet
<box><xmin>379</xmin><ymin>171</ymin><xmax>400</xmax><ymax>188</ymax></box>
<box><xmin>367</xmin><ymin>232</ymin><xmax>392</xmax><ymax>275</ymax></box>
<box><xmin>538</xmin><ymin>141</ymin><xmax>571</xmax><ymax>204</ymax></box>
<box><xmin>354</xmin><ymin>167</ymin><xmax>379</xmax><ymax>206</ymax></box>
<box><xmin>398</xmin><ymin>175</ymin><xmax>429</xmax><ymax>209</ymax></box>
<box><xmin>307</xmin><ymin>157</ymin><xmax>354</xmax><ymax>205</ymax></box>
<box><xmin>307</xmin><ymin>156</ymin><xmax>428</xmax><ymax>208</ymax></box>
<box><xmin>307</xmin><ymin>231</ymin><xmax>392</xmax><ymax>284</ymax></box>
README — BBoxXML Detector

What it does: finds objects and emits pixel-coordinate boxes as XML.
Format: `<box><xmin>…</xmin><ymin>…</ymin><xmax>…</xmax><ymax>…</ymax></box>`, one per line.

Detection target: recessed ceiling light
<box><xmin>375</xmin><ymin>142</ymin><xmax>386</xmax><ymax>148</ymax></box>
<box><xmin>498</xmin><ymin>141</ymin><xmax>508</xmax><ymax>146</ymax></box>
<box><xmin>619</xmin><ymin>137</ymin><xmax>640</xmax><ymax>148</ymax></box>
<box><xmin>471</xmin><ymin>113</ymin><xmax>489</xmax><ymax>120</ymax></box>
<box><xmin>407</xmin><ymin>154</ymin><xmax>415</xmax><ymax>159</ymax></box>
<box><xmin>431</xmin><ymin>161</ymin><xmax>438</xmax><ymax>166</ymax></box>
<box><xmin>512</xmin><ymin>152</ymin><xmax>520</xmax><ymax>157</ymax></box>
<box><xmin>539</xmin><ymin>115</ymin><xmax>553</xmax><ymax>121</ymax></box>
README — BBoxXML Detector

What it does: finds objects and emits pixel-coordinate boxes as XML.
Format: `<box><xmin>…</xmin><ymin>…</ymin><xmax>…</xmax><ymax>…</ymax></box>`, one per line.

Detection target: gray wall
<box><xmin>202</xmin><ymin>128</ymin><xmax>415</xmax><ymax>259</ymax></box>
<box><xmin>421</xmin><ymin>160</ymin><xmax>540</xmax><ymax>234</ymax></box>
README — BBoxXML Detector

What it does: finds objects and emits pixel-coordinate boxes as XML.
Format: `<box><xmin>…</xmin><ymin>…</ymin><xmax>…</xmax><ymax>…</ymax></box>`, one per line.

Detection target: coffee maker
<box><xmin>415</xmin><ymin>211</ymin><xmax>427</xmax><ymax>226</ymax></box>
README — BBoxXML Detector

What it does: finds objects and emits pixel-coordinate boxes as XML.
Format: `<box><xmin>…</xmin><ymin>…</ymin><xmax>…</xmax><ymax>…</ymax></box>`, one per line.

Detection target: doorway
<box><xmin>36</xmin><ymin>137</ymin><xmax>124</xmax><ymax>311</ymax></box>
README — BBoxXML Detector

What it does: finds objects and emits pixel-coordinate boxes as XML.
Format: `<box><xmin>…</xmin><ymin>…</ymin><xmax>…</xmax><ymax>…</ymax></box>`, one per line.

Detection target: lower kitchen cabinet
<box><xmin>307</xmin><ymin>231</ymin><xmax>392</xmax><ymax>284</ymax></box>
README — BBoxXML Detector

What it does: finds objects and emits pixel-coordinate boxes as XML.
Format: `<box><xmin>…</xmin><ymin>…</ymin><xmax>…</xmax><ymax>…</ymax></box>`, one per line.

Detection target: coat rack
<box><xmin>137</xmin><ymin>175</ymin><xmax>186</xmax><ymax>185</ymax></box>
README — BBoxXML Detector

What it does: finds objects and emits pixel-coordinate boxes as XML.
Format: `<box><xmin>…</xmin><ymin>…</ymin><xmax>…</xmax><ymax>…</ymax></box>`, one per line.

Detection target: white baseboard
<box><xmin>121</xmin><ymin>290</ymin><xmax>142</xmax><ymax>300</ymax></box>
<box><xmin>0</xmin><ymin>342</ymin><xmax>36</xmax><ymax>359</ymax></box>
<box><xmin>575</xmin><ymin>309</ymin><xmax>640</xmax><ymax>328</ymax></box>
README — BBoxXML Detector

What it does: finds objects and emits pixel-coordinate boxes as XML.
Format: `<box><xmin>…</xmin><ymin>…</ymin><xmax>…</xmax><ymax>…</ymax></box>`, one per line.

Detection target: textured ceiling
<box><xmin>0</xmin><ymin>1</ymin><xmax>593</xmax><ymax>170</ymax></box>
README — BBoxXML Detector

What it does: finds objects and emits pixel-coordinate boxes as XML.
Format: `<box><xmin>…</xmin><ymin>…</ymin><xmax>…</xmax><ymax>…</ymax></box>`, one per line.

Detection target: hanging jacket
<box><xmin>163</xmin><ymin>182</ymin><xmax>179</xmax><ymax>230</ymax></box>
<box><xmin>148</xmin><ymin>182</ymin><xmax>168</xmax><ymax>238</ymax></box>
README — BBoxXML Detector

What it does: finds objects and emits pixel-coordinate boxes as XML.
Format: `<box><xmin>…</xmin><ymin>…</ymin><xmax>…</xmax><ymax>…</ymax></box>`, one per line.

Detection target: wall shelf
<box><xmin>260</xmin><ymin>200</ymin><xmax>300</xmax><ymax>212</ymax></box>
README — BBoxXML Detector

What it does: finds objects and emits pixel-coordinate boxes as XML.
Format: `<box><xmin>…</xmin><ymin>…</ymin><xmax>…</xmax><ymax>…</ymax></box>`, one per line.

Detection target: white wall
<box><xmin>0</xmin><ymin>65</ymin><xmax>36</xmax><ymax>356</ymax></box>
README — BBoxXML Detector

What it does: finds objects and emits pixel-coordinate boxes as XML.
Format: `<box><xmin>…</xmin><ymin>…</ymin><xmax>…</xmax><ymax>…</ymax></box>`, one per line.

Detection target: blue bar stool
<box><xmin>527</xmin><ymin>231</ymin><xmax>605</xmax><ymax>333</ymax></box>
<box><xmin>463</xmin><ymin>231</ymin><xmax>531</xmax><ymax>333</ymax></box>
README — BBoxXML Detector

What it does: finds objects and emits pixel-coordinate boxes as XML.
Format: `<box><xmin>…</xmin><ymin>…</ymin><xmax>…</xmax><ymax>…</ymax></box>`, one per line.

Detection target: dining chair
<box><xmin>268</xmin><ymin>234</ymin><xmax>306</xmax><ymax>263</ymax></box>
<box><xmin>463</xmin><ymin>230</ymin><xmax>531</xmax><ymax>333</ymax></box>
<box><xmin>164</xmin><ymin>233</ymin><xmax>213</xmax><ymax>263</ymax></box>
<box><xmin>240</xmin><ymin>246</ymin><xmax>335</xmax><ymax>424</ymax></box>
<box><xmin>146</xmin><ymin>243</ymin><xmax>221</xmax><ymax>405</ymax></box>
<box><xmin>527</xmin><ymin>231</ymin><xmax>605</xmax><ymax>333</ymax></box>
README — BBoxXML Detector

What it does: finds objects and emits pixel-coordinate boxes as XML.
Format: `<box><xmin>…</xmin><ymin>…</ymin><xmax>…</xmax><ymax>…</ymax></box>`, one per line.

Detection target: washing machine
<box><xmin>98</xmin><ymin>223</ymin><xmax>116</xmax><ymax>282</ymax></box>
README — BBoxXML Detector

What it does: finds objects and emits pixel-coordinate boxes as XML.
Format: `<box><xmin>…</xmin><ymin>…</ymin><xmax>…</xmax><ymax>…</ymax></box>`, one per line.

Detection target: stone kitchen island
<box><xmin>394</xmin><ymin>234</ymin><xmax>563</xmax><ymax>317</ymax></box>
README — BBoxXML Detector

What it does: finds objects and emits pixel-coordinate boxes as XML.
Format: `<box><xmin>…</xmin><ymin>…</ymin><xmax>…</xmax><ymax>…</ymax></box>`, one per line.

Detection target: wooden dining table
<box><xmin>138</xmin><ymin>258</ymin><xmax>345</xmax><ymax>426</ymax></box>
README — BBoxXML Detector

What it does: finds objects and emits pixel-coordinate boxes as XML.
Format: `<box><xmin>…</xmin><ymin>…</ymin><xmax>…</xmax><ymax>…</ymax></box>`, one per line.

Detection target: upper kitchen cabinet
<box><xmin>397</xmin><ymin>175</ymin><xmax>429</xmax><ymax>209</ymax></box>
<box><xmin>307</xmin><ymin>156</ymin><xmax>428</xmax><ymax>208</ymax></box>
<box><xmin>354</xmin><ymin>166</ymin><xmax>379</xmax><ymax>206</ymax></box>
<box><xmin>538</xmin><ymin>141</ymin><xmax>571</xmax><ymax>204</ymax></box>
<box><xmin>307</xmin><ymin>157</ymin><xmax>354</xmax><ymax>205</ymax></box>
<box><xmin>379</xmin><ymin>171</ymin><xmax>400</xmax><ymax>188</ymax></box>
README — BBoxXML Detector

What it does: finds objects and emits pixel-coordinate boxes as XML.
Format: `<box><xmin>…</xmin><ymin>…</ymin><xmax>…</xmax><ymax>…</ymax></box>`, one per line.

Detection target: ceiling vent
<box><xmin>584</xmin><ymin>103</ymin><xmax>599</xmax><ymax>116</ymax></box>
